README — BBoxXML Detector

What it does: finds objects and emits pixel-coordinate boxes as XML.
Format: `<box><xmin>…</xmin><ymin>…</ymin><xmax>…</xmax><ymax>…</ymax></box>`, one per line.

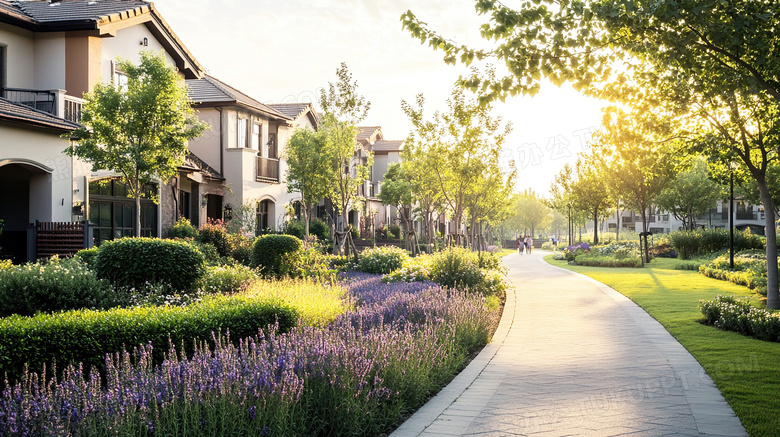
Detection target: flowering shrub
<box><xmin>0</xmin><ymin>274</ymin><xmax>494</xmax><ymax>436</ymax></box>
<box><xmin>197</xmin><ymin>220</ymin><xmax>233</xmax><ymax>257</ymax></box>
<box><xmin>591</xmin><ymin>241</ymin><xmax>640</xmax><ymax>259</ymax></box>
<box><xmin>383</xmin><ymin>256</ymin><xmax>432</xmax><ymax>283</ymax></box>
<box><xmin>699</xmin><ymin>295</ymin><xmax>780</xmax><ymax>341</ymax></box>
<box><xmin>358</xmin><ymin>246</ymin><xmax>409</xmax><ymax>274</ymax></box>
<box><xmin>0</xmin><ymin>256</ymin><xmax>118</xmax><ymax>317</ymax></box>
<box><xmin>699</xmin><ymin>250</ymin><xmax>772</xmax><ymax>295</ymax></box>
<box><xmin>168</xmin><ymin>216</ymin><xmax>198</xmax><ymax>239</ymax></box>
<box><xmin>564</xmin><ymin>243</ymin><xmax>590</xmax><ymax>261</ymax></box>
<box><xmin>571</xmin><ymin>254</ymin><xmax>643</xmax><ymax>268</ymax></box>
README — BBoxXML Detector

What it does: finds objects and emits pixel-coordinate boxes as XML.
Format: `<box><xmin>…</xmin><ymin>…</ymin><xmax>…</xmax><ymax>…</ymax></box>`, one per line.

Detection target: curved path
<box><xmin>391</xmin><ymin>251</ymin><xmax>747</xmax><ymax>437</ymax></box>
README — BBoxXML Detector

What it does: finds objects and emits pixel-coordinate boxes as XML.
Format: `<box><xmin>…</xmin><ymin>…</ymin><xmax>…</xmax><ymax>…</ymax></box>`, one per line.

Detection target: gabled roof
<box><xmin>357</xmin><ymin>126</ymin><xmax>382</xmax><ymax>145</ymax></box>
<box><xmin>0</xmin><ymin>97</ymin><xmax>81</xmax><ymax>132</ymax></box>
<box><xmin>369</xmin><ymin>140</ymin><xmax>404</xmax><ymax>154</ymax></box>
<box><xmin>268</xmin><ymin>103</ymin><xmax>320</xmax><ymax>127</ymax></box>
<box><xmin>0</xmin><ymin>0</ymin><xmax>203</xmax><ymax>78</ymax></box>
<box><xmin>187</xmin><ymin>75</ymin><xmax>291</xmax><ymax>122</ymax></box>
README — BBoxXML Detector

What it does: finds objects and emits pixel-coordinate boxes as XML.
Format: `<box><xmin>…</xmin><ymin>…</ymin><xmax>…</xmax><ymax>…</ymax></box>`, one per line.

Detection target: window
<box><xmin>111</xmin><ymin>61</ymin><xmax>129</xmax><ymax>91</ymax></box>
<box><xmin>88</xmin><ymin>179</ymin><xmax>158</xmax><ymax>245</ymax></box>
<box><xmin>178</xmin><ymin>191</ymin><xmax>191</xmax><ymax>220</ymax></box>
<box><xmin>237</xmin><ymin>118</ymin><xmax>248</xmax><ymax>148</ymax></box>
<box><xmin>251</xmin><ymin>123</ymin><xmax>262</xmax><ymax>151</ymax></box>
<box><xmin>256</xmin><ymin>200</ymin><xmax>270</xmax><ymax>233</ymax></box>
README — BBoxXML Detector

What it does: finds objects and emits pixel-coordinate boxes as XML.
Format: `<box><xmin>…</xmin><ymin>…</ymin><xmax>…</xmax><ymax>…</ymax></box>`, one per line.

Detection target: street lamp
<box><xmin>729</xmin><ymin>162</ymin><xmax>737</xmax><ymax>270</ymax></box>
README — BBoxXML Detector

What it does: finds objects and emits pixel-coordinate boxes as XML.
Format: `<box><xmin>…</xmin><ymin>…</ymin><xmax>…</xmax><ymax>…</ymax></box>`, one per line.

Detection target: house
<box><xmin>602</xmin><ymin>199</ymin><xmax>769</xmax><ymax>235</ymax></box>
<box><xmin>185</xmin><ymin>77</ymin><xmax>325</xmax><ymax>234</ymax></box>
<box><xmin>0</xmin><ymin>0</ymin><xmax>208</xmax><ymax>256</ymax></box>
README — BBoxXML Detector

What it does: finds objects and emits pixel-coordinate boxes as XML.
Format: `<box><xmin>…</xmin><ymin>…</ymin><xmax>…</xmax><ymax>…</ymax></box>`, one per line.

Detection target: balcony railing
<box><xmin>736</xmin><ymin>210</ymin><xmax>764</xmax><ymax>221</ymax></box>
<box><xmin>64</xmin><ymin>96</ymin><xmax>84</xmax><ymax>123</ymax></box>
<box><xmin>256</xmin><ymin>156</ymin><xmax>279</xmax><ymax>183</ymax></box>
<box><xmin>2</xmin><ymin>87</ymin><xmax>56</xmax><ymax>115</ymax></box>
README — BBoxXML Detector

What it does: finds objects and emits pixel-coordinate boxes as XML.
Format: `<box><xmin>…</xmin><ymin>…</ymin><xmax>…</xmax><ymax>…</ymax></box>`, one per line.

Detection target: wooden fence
<box><xmin>27</xmin><ymin>221</ymin><xmax>93</xmax><ymax>261</ymax></box>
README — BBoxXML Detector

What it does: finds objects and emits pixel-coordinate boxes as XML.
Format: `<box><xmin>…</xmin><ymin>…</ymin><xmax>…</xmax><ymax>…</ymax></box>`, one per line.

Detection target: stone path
<box><xmin>391</xmin><ymin>251</ymin><xmax>747</xmax><ymax>437</ymax></box>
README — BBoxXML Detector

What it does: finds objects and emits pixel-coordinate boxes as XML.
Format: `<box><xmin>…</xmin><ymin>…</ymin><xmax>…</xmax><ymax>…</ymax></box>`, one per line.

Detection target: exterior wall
<box><xmin>100</xmin><ymin>24</ymin><xmax>176</xmax><ymax>85</ymax></box>
<box><xmin>187</xmin><ymin>107</ymin><xmax>222</xmax><ymax>172</ymax></box>
<box><xmin>64</xmin><ymin>34</ymin><xmax>102</xmax><ymax>99</ymax></box>
<box><xmin>33</xmin><ymin>32</ymin><xmax>66</xmax><ymax>90</ymax></box>
<box><xmin>0</xmin><ymin>123</ymin><xmax>74</xmax><ymax>223</ymax></box>
<box><xmin>0</xmin><ymin>23</ymin><xmax>35</xmax><ymax>88</ymax></box>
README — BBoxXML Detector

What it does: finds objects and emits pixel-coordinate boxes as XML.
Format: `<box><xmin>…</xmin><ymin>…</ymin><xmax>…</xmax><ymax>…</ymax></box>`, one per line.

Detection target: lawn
<box><xmin>545</xmin><ymin>256</ymin><xmax>780</xmax><ymax>437</ymax></box>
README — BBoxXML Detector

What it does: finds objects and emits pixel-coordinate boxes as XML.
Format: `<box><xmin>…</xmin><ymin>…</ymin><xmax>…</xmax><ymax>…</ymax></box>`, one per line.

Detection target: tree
<box><xmin>657</xmin><ymin>157</ymin><xmax>723</xmax><ymax>231</ymax></box>
<box><xmin>379</xmin><ymin>162</ymin><xmax>415</xmax><ymax>252</ymax></box>
<box><xmin>401</xmin><ymin>140</ymin><xmax>446</xmax><ymax>249</ymax></box>
<box><xmin>67</xmin><ymin>51</ymin><xmax>206</xmax><ymax>237</ymax></box>
<box><xmin>402</xmin><ymin>0</ymin><xmax>780</xmax><ymax>307</ymax></box>
<box><xmin>319</xmin><ymin>63</ymin><xmax>373</xmax><ymax>256</ymax></box>
<box><xmin>570</xmin><ymin>152</ymin><xmax>612</xmax><ymax>245</ymax></box>
<box><xmin>508</xmin><ymin>190</ymin><xmax>552</xmax><ymax>239</ymax></box>
<box><xmin>402</xmin><ymin>80</ymin><xmax>510</xmax><ymax>246</ymax></box>
<box><xmin>285</xmin><ymin>127</ymin><xmax>333</xmax><ymax>241</ymax></box>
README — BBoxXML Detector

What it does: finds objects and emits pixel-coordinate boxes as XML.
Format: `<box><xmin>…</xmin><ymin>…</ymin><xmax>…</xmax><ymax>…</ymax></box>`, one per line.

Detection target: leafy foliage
<box><xmin>700</xmin><ymin>295</ymin><xmax>780</xmax><ymax>342</ymax></box>
<box><xmin>93</xmin><ymin>238</ymin><xmax>206</xmax><ymax>291</ymax></box>
<box><xmin>0</xmin><ymin>257</ymin><xmax>117</xmax><ymax>317</ymax></box>
<box><xmin>251</xmin><ymin>235</ymin><xmax>304</xmax><ymax>278</ymax></box>
<box><xmin>168</xmin><ymin>217</ymin><xmax>199</xmax><ymax>239</ymax></box>
<box><xmin>196</xmin><ymin>220</ymin><xmax>233</xmax><ymax>258</ymax></box>
<box><xmin>66</xmin><ymin>51</ymin><xmax>207</xmax><ymax>236</ymax></box>
<box><xmin>0</xmin><ymin>294</ymin><xmax>297</xmax><ymax>385</ymax></box>
<box><xmin>357</xmin><ymin>246</ymin><xmax>409</xmax><ymax>274</ymax></box>
<box><xmin>669</xmin><ymin>229</ymin><xmax>765</xmax><ymax>260</ymax></box>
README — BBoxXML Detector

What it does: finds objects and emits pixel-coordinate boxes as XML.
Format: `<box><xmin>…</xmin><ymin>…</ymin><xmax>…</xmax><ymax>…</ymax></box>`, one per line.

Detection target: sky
<box><xmin>154</xmin><ymin>0</ymin><xmax>607</xmax><ymax>196</ymax></box>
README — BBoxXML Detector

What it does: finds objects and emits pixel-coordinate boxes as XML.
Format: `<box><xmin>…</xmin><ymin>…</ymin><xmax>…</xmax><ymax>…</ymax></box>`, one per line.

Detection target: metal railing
<box><xmin>256</xmin><ymin>156</ymin><xmax>279</xmax><ymax>183</ymax></box>
<box><xmin>64</xmin><ymin>96</ymin><xmax>83</xmax><ymax>123</ymax></box>
<box><xmin>2</xmin><ymin>87</ymin><xmax>56</xmax><ymax>115</ymax></box>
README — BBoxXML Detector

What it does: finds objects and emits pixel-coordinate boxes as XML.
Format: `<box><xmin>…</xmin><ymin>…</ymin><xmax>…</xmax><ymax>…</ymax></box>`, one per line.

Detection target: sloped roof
<box><xmin>0</xmin><ymin>0</ymin><xmax>203</xmax><ymax>78</ymax></box>
<box><xmin>357</xmin><ymin>126</ymin><xmax>382</xmax><ymax>144</ymax></box>
<box><xmin>268</xmin><ymin>102</ymin><xmax>320</xmax><ymax>127</ymax></box>
<box><xmin>180</xmin><ymin>152</ymin><xmax>223</xmax><ymax>180</ymax></box>
<box><xmin>369</xmin><ymin>140</ymin><xmax>404</xmax><ymax>154</ymax></box>
<box><xmin>0</xmin><ymin>97</ymin><xmax>81</xmax><ymax>132</ymax></box>
<box><xmin>187</xmin><ymin>75</ymin><xmax>291</xmax><ymax>121</ymax></box>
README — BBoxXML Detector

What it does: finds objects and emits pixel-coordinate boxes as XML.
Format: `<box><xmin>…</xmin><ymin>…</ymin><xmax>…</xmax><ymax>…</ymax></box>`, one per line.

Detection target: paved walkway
<box><xmin>391</xmin><ymin>251</ymin><xmax>747</xmax><ymax>437</ymax></box>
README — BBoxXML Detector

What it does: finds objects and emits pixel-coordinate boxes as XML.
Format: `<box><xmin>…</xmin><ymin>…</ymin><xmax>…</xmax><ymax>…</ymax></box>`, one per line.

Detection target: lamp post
<box><xmin>729</xmin><ymin>162</ymin><xmax>735</xmax><ymax>269</ymax></box>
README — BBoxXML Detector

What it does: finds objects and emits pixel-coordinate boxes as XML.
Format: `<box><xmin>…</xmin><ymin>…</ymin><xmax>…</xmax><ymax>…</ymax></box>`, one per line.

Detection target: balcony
<box><xmin>256</xmin><ymin>156</ymin><xmax>279</xmax><ymax>183</ymax></box>
<box><xmin>2</xmin><ymin>88</ymin><xmax>56</xmax><ymax>114</ymax></box>
<box><xmin>2</xmin><ymin>88</ymin><xmax>83</xmax><ymax>123</ymax></box>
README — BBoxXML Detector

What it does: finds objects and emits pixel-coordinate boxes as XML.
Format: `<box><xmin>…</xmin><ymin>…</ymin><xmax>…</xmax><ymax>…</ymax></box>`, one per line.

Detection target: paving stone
<box><xmin>390</xmin><ymin>253</ymin><xmax>748</xmax><ymax>437</ymax></box>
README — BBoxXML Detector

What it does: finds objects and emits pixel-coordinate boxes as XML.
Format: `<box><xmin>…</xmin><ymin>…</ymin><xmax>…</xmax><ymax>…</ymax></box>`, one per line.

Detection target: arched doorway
<box><xmin>0</xmin><ymin>161</ymin><xmax>53</xmax><ymax>262</ymax></box>
<box><xmin>256</xmin><ymin>199</ymin><xmax>276</xmax><ymax>234</ymax></box>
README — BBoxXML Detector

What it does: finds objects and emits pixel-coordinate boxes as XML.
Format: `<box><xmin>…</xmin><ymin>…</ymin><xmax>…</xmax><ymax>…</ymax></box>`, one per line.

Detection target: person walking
<box><xmin>517</xmin><ymin>237</ymin><xmax>523</xmax><ymax>255</ymax></box>
<box><xmin>526</xmin><ymin>235</ymin><xmax>533</xmax><ymax>254</ymax></box>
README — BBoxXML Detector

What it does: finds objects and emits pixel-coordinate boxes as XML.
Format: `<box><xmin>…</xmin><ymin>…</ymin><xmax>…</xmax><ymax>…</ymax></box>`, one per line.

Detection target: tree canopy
<box><xmin>67</xmin><ymin>51</ymin><xmax>206</xmax><ymax>237</ymax></box>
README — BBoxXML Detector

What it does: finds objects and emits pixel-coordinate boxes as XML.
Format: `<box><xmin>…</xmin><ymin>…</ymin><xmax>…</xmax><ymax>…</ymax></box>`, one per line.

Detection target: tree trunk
<box><xmin>593</xmin><ymin>209</ymin><xmax>599</xmax><ymax>245</ymax></box>
<box><xmin>616</xmin><ymin>207</ymin><xmax>622</xmax><ymax>241</ymax></box>
<box><xmin>135</xmin><ymin>190</ymin><xmax>142</xmax><ymax>237</ymax></box>
<box><xmin>758</xmin><ymin>182</ymin><xmax>779</xmax><ymax>309</ymax></box>
<box><xmin>303</xmin><ymin>203</ymin><xmax>311</xmax><ymax>242</ymax></box>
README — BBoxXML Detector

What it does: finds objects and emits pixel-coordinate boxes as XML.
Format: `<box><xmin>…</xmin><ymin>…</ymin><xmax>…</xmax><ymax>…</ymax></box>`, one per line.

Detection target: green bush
<box><xmin>0</xmin><ymin>257</ymin><xmax>118</xmax><ymax>317</ymax></box>
<box><xmin>200</xmin><ymin>264</ymin><xmax>257</xmax><ymax>294</ymax></box>
<box><xmin>388</xmin><ymin>224</ymin><xmax>401</xmax><ymax>239</ymax></box>
<box><xmin>197</xmin><ymin>221</ymin><xmax>233</xmax><ymax>257</ymax></box>
<box><xmin>670</xmin><ymin>229</ymin><xmax>765</xmax><ymax>259</ymax></box>
<box><xmin>74</xmin><ymin>247</ymin><xmax>98</xmax><ymax>267</ymax></box>
<box><xmin>93</xmin><ymin>238</ymin><xmax>206</xmax><ymax>291</ymax></box>
<box><xmin>168</xmin><ymin>217</ymin><xmax>198</xmax><ymax>239</ymax></box>
<box><xmin>573</xmin><ymin>253</ymin><xmax>643</xmax><ymax>268</ymax></box>
<box><xmin>188</xmin><ymin>240</ymin><xmax>223</xmax><ymax>266</ymax></box>
<box><xmin>699</xmin><ymin>295</ymin><xmax>780</xmax><ymax>342</ymax></box>
<box><xmin>0</xmin><ymin>294</ymin><xmax>298</xmax><ymax>385</ymax></box>
<box><xmin>230</xmin><ymin>235</ymin><xmax>253</xmax><ymax>266</ymax></box>
<box><xmin>310</xmin><ymin>218</ymin><xmax>331</xmax><ymax>241</ymax></box>
<box><xmin>428</xmin><ymin>248</ymin><xmax>506</xmax><ymax>296</ymax></box>
<box><xmin>541</xmin><ymin>241</ymin><xmax>555</xmax><ymax>251</ymax></box>
<box><xmin>357</xmin><ymin>246</ymin><xmax>409</xmax><ymax>274</ymax></box>
<box><xmin>251</xmin><ymin>234</ymin><xmax>303</xmax><ymax>278</ymax></box>
<box><xmin>699</xmin><ymin>250</ymin><xmax>772</xmax><ymax>295</ymax></box>
<box><xmin>284</xmin><ymin>219</ymin><xmax>305</xmax><ymax>240</ymax></box>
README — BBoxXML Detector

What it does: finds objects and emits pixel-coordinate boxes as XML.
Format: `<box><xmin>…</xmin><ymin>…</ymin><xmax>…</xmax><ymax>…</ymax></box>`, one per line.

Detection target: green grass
<box><xmin>545</xmin><ymin>255</ymin><xmax>779</xmax><ymax>436</ymax></box>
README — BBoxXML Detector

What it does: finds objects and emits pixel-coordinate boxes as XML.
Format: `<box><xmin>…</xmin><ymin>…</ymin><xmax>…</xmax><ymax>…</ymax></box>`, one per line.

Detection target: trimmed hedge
<box><xmin>0</xmin><ymin>294</ymin><xmax>298</xmax><ymax>385</ymax></box>
<box><xmin>93</xmin><ymin>238</ymin><xmax>206</xmax><ymax>291</ymax></box>
<box><xmin>573</xmin><ymin>254</ymin><xmax>643</xmax><ymax>268</ymax></box>
<box><xmin>251</xmin><ymin>235</ymin><xmax>303</xmax><ymax>278</ymax></box>
<box><xmin>669</xmin><ymin>229</ymin><xmax>764</xmax><ymax>259</ymax></box>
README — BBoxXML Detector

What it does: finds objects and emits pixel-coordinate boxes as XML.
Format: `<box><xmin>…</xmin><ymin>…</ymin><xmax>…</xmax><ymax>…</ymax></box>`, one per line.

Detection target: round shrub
<box><xmin>197</xmin><ymin>221</ymin><xmax>232</xmax><ymax>257</ymax></box>
<box><xmin>310</xmin><ymin>218</ymin><xmax>331</xmax><ymax>241</ymax></box>
<box><xmin>251</xmin><ymin>234</ymin><xmax>303</xmax><ymax>278</ymax></box>
<box><xmin>0</xmin><ymin>257</ymin><xmax>116</xmax><ymax>317</ymax></box>
<box><xmin>429</xmin><ymin>248</ymin><xmax>482</xmax><ymax>290</ymax></box>
<box><xmin>74</xmin><ymin>247</ymin><xmax>98</xmax><ymax>267</ymax></box>
<box><xmin>231</xmin><ymin>236</ymin><xmax>253</xmax><ymax>266</ymax></box>
<box><xmin>168</xmin><ymin>217</ymin><xmax>198</xmax><ymax>239</ymax></box>
<box><xmin>357</xmin><ymin>246</ymin><xmax>409</xmax><ymax>274</ymax></box>
<box><xmin>284</xmin><ymin>219</ymin><xmax>305</xmax><ymax>240</ymax></box>
<box><xmin>93</xmin><ymin>238</ymin><xmax>206</xmax><ymax>291</ymax></box>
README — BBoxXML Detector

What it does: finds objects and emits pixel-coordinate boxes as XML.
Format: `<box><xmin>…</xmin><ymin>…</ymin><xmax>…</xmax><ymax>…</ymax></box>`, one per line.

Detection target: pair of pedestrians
<box><xmin>516</xmin><ymin>236</ymin><xmax>533</xmax><ymax>254</ymax></box>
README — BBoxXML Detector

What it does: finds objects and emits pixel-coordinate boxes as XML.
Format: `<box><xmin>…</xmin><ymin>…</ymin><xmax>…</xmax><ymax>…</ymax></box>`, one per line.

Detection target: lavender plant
<box><xmin>0</xmin><ymin>274</ymin><xmax>495</xmax><ymax>436</ymax></box>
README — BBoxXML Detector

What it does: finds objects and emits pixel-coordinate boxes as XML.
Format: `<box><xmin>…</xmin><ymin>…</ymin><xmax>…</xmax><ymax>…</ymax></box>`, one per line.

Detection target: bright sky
<box><xmin>155</xmin><ymin>0</ymin><xmax>607</xmax><ymax>196</ymax></box>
